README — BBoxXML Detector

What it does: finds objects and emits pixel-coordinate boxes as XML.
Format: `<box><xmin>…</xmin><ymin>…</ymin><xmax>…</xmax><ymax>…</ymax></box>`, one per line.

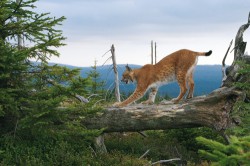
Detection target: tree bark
<box><xmin>80</xmin><ymin>13</ymin><xmax>250</xmax><ymax>134</ymax></box>
<box><xmin>82</xmin><ymin>86</ymin><xmax>244</xmax><ymax>133</ymax></box>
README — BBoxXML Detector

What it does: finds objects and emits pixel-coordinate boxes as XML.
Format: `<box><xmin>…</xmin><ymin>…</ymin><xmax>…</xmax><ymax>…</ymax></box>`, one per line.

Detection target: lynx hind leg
<box><xmin>186</xmin><ymin>72</ymin><xmax>195</xmax><ymax>99</ymax></box>
<box><xmin>141</xmin><ymin>87</ymin><xmax>158</xmax><ymax>105</ymax></box>
<box><xmin>172</xmin><ymin>73</ymin><xmax>188</xmax><ymax>103</ymax></box>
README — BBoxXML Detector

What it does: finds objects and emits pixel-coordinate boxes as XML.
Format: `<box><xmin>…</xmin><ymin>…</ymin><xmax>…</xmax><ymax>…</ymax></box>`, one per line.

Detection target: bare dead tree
<box><xmin>221</xmin><ymin>39</ymin><xmax>233</xmax><ymax>86</ymax></box>
<box><xmin>102</xmin><ymin>45</ymin><xmax>121</xmax><ymax>102</ymax></box>
<box><xmin>151</xmin><ymin>41</ymin><xmax>157</xmax><ymax>64</ymax></box>
<box><xmin>154</xmin><ymin>42</ymin><xmax>157</xmax><ymax>64</ymax></box>
<box><xmin>111</xmin><ymin>44</ymin><xmax>121</xmax><ymax>102</ymax></box>
<box><xmin>151</xmin><ymin>40</ymin><xmax>154</xmax><ymax>64</ymax></box>
<box><xmin>94</xmin><ymin>44</ymin><xmax>123</xmax><ymax>154</ymax></box>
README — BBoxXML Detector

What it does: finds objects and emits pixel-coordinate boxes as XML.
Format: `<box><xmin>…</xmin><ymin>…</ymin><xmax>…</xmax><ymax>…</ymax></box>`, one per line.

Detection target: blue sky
<box><xmin>34</xmin><ymin>0</ymin><xmax>250</xmax><ymax>67</ymax></box>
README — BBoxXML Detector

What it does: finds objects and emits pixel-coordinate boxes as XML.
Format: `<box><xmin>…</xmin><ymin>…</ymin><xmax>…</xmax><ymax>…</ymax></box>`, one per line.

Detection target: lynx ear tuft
<box><xmin>126</xmin><ymin>64</ymin><xmax>132</xmax><ymax>71</ymax></box>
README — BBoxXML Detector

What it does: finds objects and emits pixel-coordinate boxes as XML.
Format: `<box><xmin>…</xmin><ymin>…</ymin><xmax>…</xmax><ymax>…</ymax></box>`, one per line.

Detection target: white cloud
<box><xmin>33</xmin><ymin>0</ymin><xmax>250</xmax><ymax>66</ymax></box>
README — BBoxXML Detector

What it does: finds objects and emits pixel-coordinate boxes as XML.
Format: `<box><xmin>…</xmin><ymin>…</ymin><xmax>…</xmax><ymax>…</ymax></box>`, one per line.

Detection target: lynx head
<box><xmin>121</xmin><ymin>64</ymin><xmax>134</xmax><ymax>84</ymax></box>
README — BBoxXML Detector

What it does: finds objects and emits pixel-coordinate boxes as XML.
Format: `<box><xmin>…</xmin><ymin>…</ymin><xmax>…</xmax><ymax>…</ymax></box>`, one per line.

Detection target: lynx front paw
<box><xmin>112</xmin><ymin>102</ymin><xmax>122</xmax><ymax>107</ymax></box>
<box><xmin>141</xmin><ymin>100</ymin><xmax>154</xmax><ymax>105</ymax></box>
<box><xmin>112</xmin><ymin>102</ymin><xmax>127</xmax><ymax>107</ymax></box>
<box><xmin>171</xmin><ymin>98</ymin><xmax>180</xmax><ymax>104</ymax></box>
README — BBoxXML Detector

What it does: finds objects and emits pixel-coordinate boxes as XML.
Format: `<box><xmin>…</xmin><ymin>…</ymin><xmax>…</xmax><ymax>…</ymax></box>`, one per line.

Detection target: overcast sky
<box><xmin>34</xmin><ymin>0</ymin><xmax>250</xmax><ymax>67</ymax></box>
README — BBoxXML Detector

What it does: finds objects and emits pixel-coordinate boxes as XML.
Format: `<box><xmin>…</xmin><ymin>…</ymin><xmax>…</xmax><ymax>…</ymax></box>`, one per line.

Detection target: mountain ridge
<box><xmin>45</xmin><ymin>62</ymin><xmax>222</xmax><ymax>97</ymax></box>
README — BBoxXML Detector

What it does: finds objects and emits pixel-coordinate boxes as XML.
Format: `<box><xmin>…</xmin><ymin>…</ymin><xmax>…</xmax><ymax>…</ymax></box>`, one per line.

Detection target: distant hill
<box><xmin>78</xmin><ymin>64</ymin><xmax>222</xmax><ymax>98</ymax></box>
<box><xmin>35</xmin><ymin>62</ymin><xmax>222</xmax><ymax>97</ymax></box>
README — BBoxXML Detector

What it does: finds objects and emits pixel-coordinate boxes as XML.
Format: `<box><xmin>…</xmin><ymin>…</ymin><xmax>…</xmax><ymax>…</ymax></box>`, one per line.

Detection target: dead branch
<box><xmin>139</xmin><ymin>149</ymin><xmax>150</xmax><ymax>159</ymax></box>
<box><xmin>221</xmin><ymin>39</ymin><xmax>233</xmax><ymax>85</ymax></box>
<box><xmin>151</xmin><ymin>158</ymin><xmax>181</xmax><ymax>165</ymax></box>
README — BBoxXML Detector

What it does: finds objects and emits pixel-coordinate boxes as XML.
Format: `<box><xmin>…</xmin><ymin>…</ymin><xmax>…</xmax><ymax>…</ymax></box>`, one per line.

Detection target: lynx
<box><xmin>113</xmin><ymin>49</ymin><xmax>212</xmax><ymax>107</ymax></box>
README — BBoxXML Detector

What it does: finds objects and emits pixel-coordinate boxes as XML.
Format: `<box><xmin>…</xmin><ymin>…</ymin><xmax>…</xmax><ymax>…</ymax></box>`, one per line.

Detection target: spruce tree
<box><xmin>197</xmin><ymin>136</ymin><xmax>250</xmax><ymax>166</ymax></box>
<box><xmin>87</xmin><ymin>60</ymin><xmax>105</xmax><ymax>100</ymax></box>
<box><xmin>0</xmin><ymin>0</ymin><xmax>64</xmax><ymax>134</ymax></box>
<box><xmin>0</xmin><ymin>0</ymin><xmax>101</xmax><ymax>139</ymax></box>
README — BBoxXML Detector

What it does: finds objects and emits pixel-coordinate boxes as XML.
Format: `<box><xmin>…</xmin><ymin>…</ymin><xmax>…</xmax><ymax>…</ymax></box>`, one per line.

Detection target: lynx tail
<box><xmin>205</xmin><ymin>50</ymin><xmax>212</xmax><ymax>56</ymax></box>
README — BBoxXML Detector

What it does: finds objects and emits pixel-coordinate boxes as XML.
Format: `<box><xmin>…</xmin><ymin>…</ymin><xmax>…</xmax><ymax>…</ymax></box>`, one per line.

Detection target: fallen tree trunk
<box><xmin>82</xmin><ymin>86</ymin><xmax>243</xmax><ymax>133</ymax></box>
<box><xmin>80</xmin><ymin>12</ymin><xmax>250</xmax><ymax>134</ymax></box>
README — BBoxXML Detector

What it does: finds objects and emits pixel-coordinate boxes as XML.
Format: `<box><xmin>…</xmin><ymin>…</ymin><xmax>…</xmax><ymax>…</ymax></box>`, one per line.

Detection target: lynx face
<box><xmin>121</xmin><ymin>70</ymin><xmax>133</xmax><ymax>84</ymax></box>
<box><xmin>121</xmin><ymin>65</ymin><xmax>134</xmax><ymax>84</ymax></box>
